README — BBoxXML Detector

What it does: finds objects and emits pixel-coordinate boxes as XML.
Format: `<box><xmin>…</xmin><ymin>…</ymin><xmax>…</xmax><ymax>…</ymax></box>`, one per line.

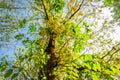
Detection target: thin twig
<box><xmin>101</xmin><ymin>48</ymin><xmax>112</xmax><ymax>59</ymax></box>
<box><xmin>58</xmin><ymin>40</ymin><xmax>68</xmax><ymax>53</ymax></box>
<box><xmin>78</xmin><ymin>12</ymin><xmax>96</xmax><ymax>24</ymax></box>
<box><xmin>32</xmin><ymin>5</ymin><xmax>44</xmax><ymax>13</ymax></box>
<box><xmin>71</xmin><ymin>53</ymin><xmax>84</xmax><ymax>63</ymax></box>
<box><xmin>101</xmin><ymin>43</ymin><xmax>120</xmax><ymax>59</ymax></box>
<box><xmin>58</xmin><ymin>38</ymin><xmax>70</xmax><ymax>58</ymax></box>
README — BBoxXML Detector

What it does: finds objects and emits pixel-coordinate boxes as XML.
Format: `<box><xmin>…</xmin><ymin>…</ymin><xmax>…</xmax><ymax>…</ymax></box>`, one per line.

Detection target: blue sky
<box><xmin>0</xmin><ymin>0</ymin><xmax>31</xmax><ymax>60</ymax></box>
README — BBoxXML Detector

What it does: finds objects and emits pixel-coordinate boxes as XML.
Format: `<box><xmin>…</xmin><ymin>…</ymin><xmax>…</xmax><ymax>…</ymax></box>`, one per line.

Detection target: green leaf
<box><xmin>92</xmin><ymin>64</ymin><xmax>98</xmax><ymax>71</ymax></box>
<box><xmin>84</xmin><ymin>54</ymin><xmax>93</xmax><ymax>61</ymax></box>
<box><xmin>104</xmin><ymin>69</ymin><xmax>112</xmax><ymax>74</ymax></box>
<box><xmin>4</xmin><ymin>69</ymin><xmax>13</xmax><ymax>78</ymax></box>
<box><xmin>51</xmin><ymin>0</ymin><xmax>65</xmax><ymax>12</ymax></box>
<box><xmin>19</xmin><ymin>67</ymin><xmax>23</xmax><ymax>72</ymax></box>
<box><xmin>28</xmin><ymin>23</ymin><xmax>36</xmax><ymax>32</ymax></box>
<box><xmin>110</xmin><ymin>66</ymin><xmax>118</xmax><ymax>73</ymax></box>
<box><xmin>12</xmin><ymin>66</ymin><xmax>18</xmax><ymax>68</ymax></box>
<box><xmin>97</xmin><ymin>63</ymin><xmax>101</xmax><ymax>71</ymax></box>
<box><xmin>14</xmin><ymin>33</ymin><xmax>24</xmax><ymax>40</ymax></box>
<box><xmin>92</xmin><ymin>74</ymin><xmax>99</xmax><ymax>80</ymax></box>
<box><xmin>104</xmin><ymin>0</ymin><xmax>114</xmax><ymax>6</ymax></box>
<box><xmin>85</xmin><ymin>63</ymin><xmax>91</xmax><ymax>69</ymax></box>
<box><xmin>1</xmin><ymin>65</ymin><xmax>7</xmax><ymax>72</ymax></box>
<box><xmin>19</xmin><ymin>19</ymin><xmax>27</xmax><ymax>28</ymax></box>
<box><xmin>72</xmin><ymin>24</ymin><xmax>81</xmax><ymax>36</ymax></box>
<box><xmin>83</xmin><ymin>22</ymin><xmax>91</xmax><ymax>33</ymax></box>
<box><xmin>22</xmin><ymin>38</ymin><xmax>33</xmax><ymax>48</ymax></box>
<box><xmin>11</xmin><ymin>73</ymin><xmax>18</xmax><ymax>79</ymax></box>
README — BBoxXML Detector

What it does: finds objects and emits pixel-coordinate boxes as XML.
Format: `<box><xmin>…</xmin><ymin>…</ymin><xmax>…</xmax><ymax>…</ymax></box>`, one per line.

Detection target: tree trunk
<box><xmin>45</xmin><ymin>35</ymin><xmax>58</xmax><ymax>80</ymax></box>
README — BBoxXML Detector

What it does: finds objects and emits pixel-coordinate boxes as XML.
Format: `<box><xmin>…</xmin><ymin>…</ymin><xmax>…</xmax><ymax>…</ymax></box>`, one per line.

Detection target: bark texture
<box><xmin>45</xmin><ymin>35</ymin><xmax>58</xmax><ymax>80</ymax></box>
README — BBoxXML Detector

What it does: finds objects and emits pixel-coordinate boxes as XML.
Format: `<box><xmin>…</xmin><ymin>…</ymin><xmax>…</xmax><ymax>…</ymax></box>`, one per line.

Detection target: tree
<box><xmin>0</xmin><ymin>0</ymin><xmax>120</xmax><ymax>80</ymax></box>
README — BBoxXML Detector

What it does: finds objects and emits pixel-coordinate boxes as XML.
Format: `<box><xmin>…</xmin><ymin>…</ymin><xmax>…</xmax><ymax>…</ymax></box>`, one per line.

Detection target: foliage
<box><xmin>111</xmin><ymin>0</ymin><xmax>120</xmax><ymax>22</ymax></box>
<box><xmin>0</xmin><ymin>0</ymin><xmax>120</xmax><ymax>80</ymax></box>
<box><xmin>104</xmin><ymin>0</ymin><xmax>114</xmax><ymax>6</ymax></box>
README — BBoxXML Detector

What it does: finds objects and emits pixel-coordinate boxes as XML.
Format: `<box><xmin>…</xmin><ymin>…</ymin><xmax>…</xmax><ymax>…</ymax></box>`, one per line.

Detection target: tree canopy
<box><xmin>0</xmin><ymin>0</ymin><xmax>120</xmax><ymax>80</ymax></box>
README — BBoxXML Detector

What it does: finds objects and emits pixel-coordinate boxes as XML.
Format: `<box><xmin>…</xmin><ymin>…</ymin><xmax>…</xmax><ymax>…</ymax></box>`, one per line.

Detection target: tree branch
<box><xmin>63</xmin><ymin>0</ymin><xmax>84</xmax><ymax>24</ymax></box>
<box><xmin>71</xmin><ymin>49</ymin><xmax>88</xmax><ymax>63</ymax></box>
<box><xmin>68</xmin><ymin>0</ymin><xmax>84</xmax><ymax>20</ymax></box>
<box><xmin>107</xmin><ymin>48</ymin><xmax>120</xmax><ymax>62</ymax></box>
<box><xmin>58</xmin><ymin>38</ymin><xmax>70</xmax><ymax>53</ymax></box>
<box><xmin>101</xmin><ymin>43</ymin><xmax>120</xmax><ymax>59</ymax></box>
<box><xmin>40</xmin><ymin>0</ymin><xmax>49</xmax><ymax>20</ymax></box>
<box><xmin>0</xmin><ymin>5</ymin><xmax>27</xmax><ymax>9</ymax></box>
